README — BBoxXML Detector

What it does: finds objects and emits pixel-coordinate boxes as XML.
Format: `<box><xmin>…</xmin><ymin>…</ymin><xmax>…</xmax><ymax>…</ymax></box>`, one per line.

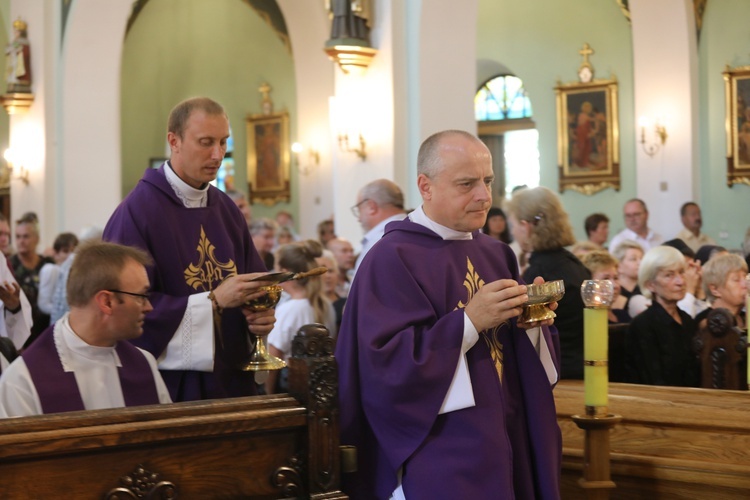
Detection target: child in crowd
<box><xmin>580</xmin><ymin>250</ymin><xmax>631</xmax><ymax>323</ymax></box>
<box><xmin>266</xmin><ymin>240</ymin><xmax>336</xmax><ymax>393</ymax></box>
<box><xmin>37</xmin><ymin>232</ymin><xmax>78</xmax><ymax>317</ymax></box>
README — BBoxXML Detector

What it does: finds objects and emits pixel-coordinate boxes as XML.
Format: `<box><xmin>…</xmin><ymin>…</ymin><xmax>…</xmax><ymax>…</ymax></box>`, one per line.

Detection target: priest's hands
<box><xmin>211</xmin><ymin>273</ymin><xmax>277</xmax><ymax>309</ymax></box>
<box><xmin>0</xmin><ymin>281</ymin><xmax>21</xmax><ymax>312</ymax></box>
<box><xmin>464</xmin><ymin>276</ymin><xmax>557</xmax><ymax>332</ymax></box>
<box><xmin>464</xmin><ymin>279</ymin><xmax>528</xmax><ymax>332</ymax></box>
<box><xmin>242</xmin><ymin>307</ymin><xmax>276</xmax><ymax>336</ymax></box>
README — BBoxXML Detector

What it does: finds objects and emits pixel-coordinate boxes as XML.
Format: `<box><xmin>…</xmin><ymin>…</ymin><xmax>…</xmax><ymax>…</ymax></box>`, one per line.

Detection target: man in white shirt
<box><xmin>351</xmin><ymin>178</ymin><xmax>407</xmax><ymax>277</ymax></box>
<box><xmin>326</xmin><ymin>237</ymin><xmax>356</xmax><ymax>297</ymax></box>
<box><xmin>0</xmin><ymin>241</ymin><xmax>172</xmax><ymax>417</ymax></box>
<box><xmin>675</xmin><ymin>202</ymin><xmax>715</xmax><ymax>252</ymax></box>
<box><xmin>609</xmin><ymin>198</ymin><xmax>663</xmax><ymax>252</ymax></box>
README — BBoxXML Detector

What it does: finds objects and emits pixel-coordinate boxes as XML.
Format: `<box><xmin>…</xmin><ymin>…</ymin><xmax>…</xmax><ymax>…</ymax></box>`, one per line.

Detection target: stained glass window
<box><xmin>475</xmin><ymin>75</ymin><xmax>532</xmax><ymax>121</ymax></box>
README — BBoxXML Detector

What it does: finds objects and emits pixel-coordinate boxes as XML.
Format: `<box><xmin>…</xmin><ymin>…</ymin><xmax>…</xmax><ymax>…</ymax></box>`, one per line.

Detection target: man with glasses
<box><xmin>0</xmin><ymin>241</ymin><xmax>172</xmax><ymax>417</ymax></box>
<box><xmin>104</xmin><ymin>97</ymin><xmax>275</xmax><ymax>402</ymax></box>
<box><xmin>609</xmin><ymin>198</ymin><xmax>663</xmax><ymax>253</ymax></box>
<box><xmin>351</xmin><ymin>179</ymin><xmax>407</xmax><ymax>277</ymax></box>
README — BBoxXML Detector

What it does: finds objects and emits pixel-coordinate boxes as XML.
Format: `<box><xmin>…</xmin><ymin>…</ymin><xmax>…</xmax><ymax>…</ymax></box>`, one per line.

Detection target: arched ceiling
<box><xmin>123</xmin><ymin>0</ymin><xmax>291</xmax><ymax>52</ymax></box>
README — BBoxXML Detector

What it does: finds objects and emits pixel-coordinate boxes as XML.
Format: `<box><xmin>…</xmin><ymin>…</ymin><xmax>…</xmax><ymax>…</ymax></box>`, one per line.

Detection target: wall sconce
<box><xmin>638</xmin><ymin>116</ymin><xmax>668</xmax><ymax>157</ymax></box>
<box><xmin>3</xmin><ymin>148</ymin><xmax>29</xmax><ymax>185</ymax></box>
<box><xmin>291</xmin><ymin>142</ymin><xmax>320</xmax><ymax>176</ymax></box>
<box><xmin>337</xmin><ymin>133</ymin><xmax>367</xmax><ymax>161</ymax></box>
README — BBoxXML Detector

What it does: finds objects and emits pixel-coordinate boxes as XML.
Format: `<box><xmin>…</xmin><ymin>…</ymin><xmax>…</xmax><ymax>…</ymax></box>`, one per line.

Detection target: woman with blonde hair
<box><xmin>610</xmin><ymin>240</ymin><xmax>644</xmax><ymax>300</ymax></box>
<box><xmin>266</xmin><ymin>240</ymin><xmax>336</xmax><ymax>393</ymax></box>
<box><xmin>695</xmin><ymin>253</ymin><xmax>748</xmax><ymax>328</ymax></box>
<box><xmin>507</xmin><ymin>186</ymin><xmax>590</xmax><ymax>379</ymax></box>
<box><xmin>580</xmin><ymin>250</ymin><xmax>630</xmax><ymax>323</ymax></box>
<box><xmin>625</xmin><ymin>246</ymin><xmax>699</xmax><ymax>387</ymax></box>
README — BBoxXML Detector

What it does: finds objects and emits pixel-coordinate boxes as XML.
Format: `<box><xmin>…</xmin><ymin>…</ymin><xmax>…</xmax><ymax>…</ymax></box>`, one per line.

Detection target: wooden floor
<box><xmin>555</xmin><ymin>381</ymin><xmax>750</xmax><ymax>499</ymax></box>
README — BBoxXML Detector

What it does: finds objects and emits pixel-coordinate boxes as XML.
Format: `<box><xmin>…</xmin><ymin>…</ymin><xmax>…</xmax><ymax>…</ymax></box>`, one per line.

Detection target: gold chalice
<box><xmin>519</xmin><ymin>279</ymin><xmax>565</xmax><ymax>324</ymax></box>
<box><xmin>240</xmin><ymin>284</ymin><xmax>286</xmax><ymax>371</ymax></box>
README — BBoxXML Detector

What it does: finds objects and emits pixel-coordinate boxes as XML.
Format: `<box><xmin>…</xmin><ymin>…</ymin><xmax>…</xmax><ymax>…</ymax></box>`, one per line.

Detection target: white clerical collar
<box><xmin>164</xmin><ymin>161</ymin><xmax>209</xmax><ymax>208</ymax></box>
<box><xmin>408</xmin><ymin>205</ymin><xmax>473</xmax><ymax>241</ymax></box>
<box><xmin>55</xmin><ymin>314</ymin><xmax>121</xmax><ymax>372</ymax></box>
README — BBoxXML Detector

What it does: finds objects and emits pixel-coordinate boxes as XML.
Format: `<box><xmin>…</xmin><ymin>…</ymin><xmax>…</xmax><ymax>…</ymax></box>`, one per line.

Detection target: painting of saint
<box><xmin>246</xmin><ymin>111</ymin><xmax>290</xmax><ymax>205</ymax></box>
<box><xmin>735</xmin><ymin>80</ymin><xmax>750</xmax><ymax>166</ymax></box>
<box><xmin>566</xmin><ymin>90</ymin><xmax>609</xmax><ymax>172</ymax></box>
<box><xmin>255</xmin><ymin>122</ymin><xmax>282</xmax><ymax>190</ymax></box>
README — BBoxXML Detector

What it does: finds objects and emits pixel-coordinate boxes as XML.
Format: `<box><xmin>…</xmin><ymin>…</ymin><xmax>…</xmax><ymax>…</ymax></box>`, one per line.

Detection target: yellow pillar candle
<box><xmin>584</xmin><ymin>307</ymin><xmax>608</xmax><ymax>411</ymax></box>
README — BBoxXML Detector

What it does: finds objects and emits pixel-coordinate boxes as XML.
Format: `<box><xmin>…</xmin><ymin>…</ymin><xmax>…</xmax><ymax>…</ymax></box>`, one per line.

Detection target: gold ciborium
<box><xmin>519</xmin><ymin>279</ymin><xmax>565</xmax><ymax>324</ymax></box>
<box><xmin>240</xmin><ymin>285</ymin><xmax>286</xmax><ymax>371</ymax></box>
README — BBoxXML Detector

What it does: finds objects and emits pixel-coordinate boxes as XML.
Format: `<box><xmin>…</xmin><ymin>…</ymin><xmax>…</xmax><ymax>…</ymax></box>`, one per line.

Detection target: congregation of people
<box><xmin>0</xmin><ymin>97</ymin><xmax>748</xmax><ymax>498</ymax></box>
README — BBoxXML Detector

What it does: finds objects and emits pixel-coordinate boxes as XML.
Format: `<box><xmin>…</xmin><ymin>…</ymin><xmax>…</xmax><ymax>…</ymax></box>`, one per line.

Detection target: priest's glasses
<box><xmin>519</xmin><ymin>280</ymin><xmax>565</xmax><ymax>324</ymax></box>
<box><xmin>241</xmin><ymin>285</ymin><xmax>286</xmax><ymax>371</ymax></box>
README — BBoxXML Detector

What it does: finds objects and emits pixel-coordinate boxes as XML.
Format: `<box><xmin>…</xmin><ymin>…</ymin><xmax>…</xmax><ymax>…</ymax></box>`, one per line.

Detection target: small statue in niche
<box><xmin>327</xmin><ymin>0</ymin><xmax>371</xmax><ymax>42</ymax></box>
<box><xmin>5</xmin><ymin>18</ymin><xmax>31</xmax><ymax>94</ymax></box>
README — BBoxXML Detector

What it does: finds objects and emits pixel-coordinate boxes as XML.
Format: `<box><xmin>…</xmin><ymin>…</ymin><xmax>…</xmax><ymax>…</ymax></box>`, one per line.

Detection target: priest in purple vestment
<box><xmin>0</xmin><ymin>241</ymin><xmax>172</xmax><ymax>417</ymax></box>
<box><xmin>336</xmin><ymin>130</ymin><xmax>562</xmax><ymax>499</ymax></box>
<box><xmin>103</xmin><ymin>97</ymin><xmax>276</xmax><ymax>402</ymax></box>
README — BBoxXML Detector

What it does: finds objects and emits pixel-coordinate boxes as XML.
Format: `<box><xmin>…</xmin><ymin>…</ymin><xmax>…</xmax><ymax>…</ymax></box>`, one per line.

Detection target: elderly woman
<box><xmin>507</xmin><ymin>186</ymin><xmax>590</xmax><ymax>379</ymax></box>
<box><xmin>695</xmin><ymin>253</ymin><xmax>748</xmax><ymax>329</ymax></box>
<box><xmin>625</xmin><ymin>246</ymin><xmax>699</xmax><ymax>387</ymax></box>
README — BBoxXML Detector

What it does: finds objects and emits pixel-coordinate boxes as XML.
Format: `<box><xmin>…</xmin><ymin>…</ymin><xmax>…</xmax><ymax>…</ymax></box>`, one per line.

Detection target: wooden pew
<box><xmin>555</xmin><ymin>380</ymin><xmax>750</xmax><ymax>499</ymax></box>
<box><xmin>0</xmin><ymin>324</ymin><xmax>346</xmax><ymax>499</ymax></box>
<box><xmin>694</xmin><ymin>308</ymin><xmax>748</xmax><ymax>390</ymax></box>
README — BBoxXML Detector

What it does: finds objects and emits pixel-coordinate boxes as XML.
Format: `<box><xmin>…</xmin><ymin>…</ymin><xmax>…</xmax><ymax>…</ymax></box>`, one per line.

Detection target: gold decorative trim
<box><xmin>0</xmin><ymin>92</ymin><xmax>33</xmax><ymax>114</ymax></box>
<box><xmin>324</xmin><ymin>44</ymin><xmax>377</xmax><ymax>75</ymax></box>
<box><xmin>723</xmin><ymin>64</ymin><xmax>750</xmax><ymax>187</ymax></box>
<box><xmin>555</xmin><ymin>62</ymin><xmax>620</xmax><ymax>195</ymax></box>
<box><xmin>246</xmin><ymin>101</ymin><xmax>291</xmax><ymax>206</ymax></box>
<box><xmin>584</xmin><ymin>360</ymin><xmax>609</xmax><ymax>367</ymax></box>
<box><xmin>585</xmin><ymin>405</ymin><xmax>609</xmax><ymax>417</ymax></box>
<box><xmin>563</xmin><ymin>181</ymin><xmax>619</xmax><ymax>196</ymax></box>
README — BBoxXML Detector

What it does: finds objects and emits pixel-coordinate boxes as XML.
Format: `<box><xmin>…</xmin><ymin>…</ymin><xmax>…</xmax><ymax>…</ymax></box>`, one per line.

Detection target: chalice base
<box><xmin>519</xmin><ymin>303</ymin><xmax>557</xmax><ymax>324</ymax></box>
<box><xmin>240</xmin><ymin>336</ymin><xmax>286</xmax><ymax>371</ymax></box>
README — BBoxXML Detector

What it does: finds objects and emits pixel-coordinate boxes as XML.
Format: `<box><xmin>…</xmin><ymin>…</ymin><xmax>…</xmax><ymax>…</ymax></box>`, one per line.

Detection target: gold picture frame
<box><xmin>723</xmin><ymin>65</ymin><xmax>750</xmax><ymax>187</ymax></box>
<box><xmin>555</xmin><ymin>78</ymin><xmax>620</xmax><ymax>195</ymax></box>
<box><xmin>246</xmin><ymin>111</ymin><xmax>291</xmax><ymax>206</ymax></box>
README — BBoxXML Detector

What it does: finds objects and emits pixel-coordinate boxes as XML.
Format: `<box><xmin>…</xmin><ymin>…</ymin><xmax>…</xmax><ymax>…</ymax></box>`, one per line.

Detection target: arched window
<box><xmin>214</xmin><ymin>127</ymin><xmax>235</xmax><ymax>192</ymax></box>
<box><xmin>475</xmin><ymin>74</ymin><xmax>539</xmax><ymax>199</ymax></box>
<box><xmin>475</xmin><ymin>74</ymin><xmax>532</xmax><ymax>121</ymax></box>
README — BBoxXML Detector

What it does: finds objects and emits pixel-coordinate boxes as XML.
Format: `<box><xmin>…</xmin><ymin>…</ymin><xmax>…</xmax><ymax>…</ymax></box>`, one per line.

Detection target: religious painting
<box><xmin>723</xmin><ymin>65</ymin><xmax>750</xmax><ymax>187</ymax></box>
<box><xmin>555</xmin><ymin>78</ymin><xmax>620</xmax><ymax>195</ymax></box>
<box><xmin>246</xmin><ymin>111</ymin><xmax>290</xmax><ymax>205</ymax></box>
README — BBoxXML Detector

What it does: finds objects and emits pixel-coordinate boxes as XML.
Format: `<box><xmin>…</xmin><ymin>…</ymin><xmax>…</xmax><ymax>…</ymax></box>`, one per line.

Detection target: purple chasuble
<box><xmin>23</xmin><ymin>325</ymin><xmax>160</xmax><ymax>414</ymax></box>
<box><xmin>336</xmin><ymin>219</ymin><xmax>562</xmax><ymax>500</ymax></box>
<box><xmin>103</xmin><ymin>166</ymin><xmax>266</xmax><ymax>402</ymax></box>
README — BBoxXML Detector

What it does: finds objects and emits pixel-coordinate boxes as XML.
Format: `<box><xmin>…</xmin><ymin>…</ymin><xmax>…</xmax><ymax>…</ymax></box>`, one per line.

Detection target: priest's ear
<box><xmin>417</xmin><ymin>174</ymin><xmax>433</xmax><ymax>201</ymax></box>
<box><xmin>94</xmin><ymin>290</ymin><xmax>116</xmax><ymax>315</ymax></box>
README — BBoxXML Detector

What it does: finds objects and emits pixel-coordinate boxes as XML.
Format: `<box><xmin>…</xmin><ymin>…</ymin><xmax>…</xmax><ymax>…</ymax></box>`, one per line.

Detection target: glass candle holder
<box><xmin>580</xmin><ymin>279</ymin><xmax>615</xmax><ymax>416</ymax></box>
